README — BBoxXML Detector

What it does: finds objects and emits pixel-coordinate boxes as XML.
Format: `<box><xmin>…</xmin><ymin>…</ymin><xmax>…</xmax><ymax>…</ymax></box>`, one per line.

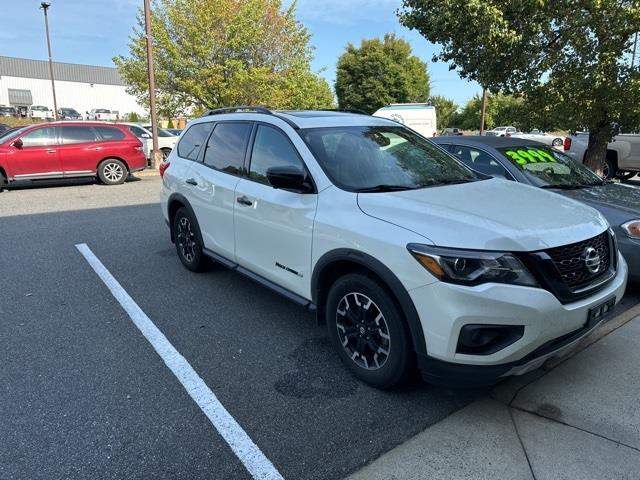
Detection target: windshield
<box><xmin>299</xmin><ymin>126</ymin><xmax>478</xmax><ymax>192</ymax></box>
<box><xmin>497</xmin><ymin>145</ymin><xmax>603</xmax><ymax>187</ymax></box>
<box><xmin>0</xmin><ymin>126</ymin><xmax>29</xmax><ymax>143</ymax></box>
<box><xmin>96</xmin><ymin>109</ymin><xmax>110</xmax><ymax>113</ymax></box>
<box><xmin>0</xmin><ymin>107</ymin><xmax>15</xmax><ymax>113</ymax></box>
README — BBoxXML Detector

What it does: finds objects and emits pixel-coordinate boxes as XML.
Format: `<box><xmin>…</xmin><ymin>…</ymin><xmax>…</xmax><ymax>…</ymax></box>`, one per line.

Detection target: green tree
<box><xmin>114</xmin><ymin>0</ymin><xmax>334</xmax><ymax>115</ymax></box>
<box><xmin>129</xmin><ymin>112</ymin><xmax>140</xmax><ymax>123</ymax></box>
<box><xmin>335</xmin><ymin>34</ymin><xmax>430</xmax><ymax>114</ymax></box>
<box><xmin>429</xmin><ymin>95</ymin><xmax>458</xmax><ymax>130</ymax></box>
<box><xmin>399</xmin><ymin>0</ymin><xmax>640</xmax><ymax>174</ymax></box>
<box><xmin>454</xmin><ymin>92</ymin><xmax>523</xmax><ymax>131</ymax></box>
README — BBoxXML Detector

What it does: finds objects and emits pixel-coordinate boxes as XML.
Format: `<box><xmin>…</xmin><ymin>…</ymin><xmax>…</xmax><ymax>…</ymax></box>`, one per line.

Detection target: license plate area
<box><xmin>587</xmin><ymin>297</ymin><xmax>616</xmax><ymax>328</ymax></box>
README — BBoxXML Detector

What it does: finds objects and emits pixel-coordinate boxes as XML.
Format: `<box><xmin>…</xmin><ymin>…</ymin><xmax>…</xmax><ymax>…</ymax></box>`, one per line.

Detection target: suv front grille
<box><xmin>545</xmin><ymin>232</ymin><xmax>610</xmax><ymax>289</ymax></box>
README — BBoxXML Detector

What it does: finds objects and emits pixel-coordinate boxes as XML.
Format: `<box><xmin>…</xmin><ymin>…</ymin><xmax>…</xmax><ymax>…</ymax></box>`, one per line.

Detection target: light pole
<box><xmin>40</xmin><ymin>2</ymin><xmax>58</xmax><ymax>120</ymax></box>
<box><xmin>144</xmin><ymin>0</ymin><xmax>161</xmax><ymax>169</ymax></box>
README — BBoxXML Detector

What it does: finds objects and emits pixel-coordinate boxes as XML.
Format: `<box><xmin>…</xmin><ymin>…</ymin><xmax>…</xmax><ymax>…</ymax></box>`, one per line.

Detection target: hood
<box><xmin>553</xmin><ymin>183</ymin><xmax>640</xmax><ymax>219</ymax></box>
<box><xmin>357</xmin><ymin>178</ymin><xmax>609</xmax><ymax>251</ymax></box>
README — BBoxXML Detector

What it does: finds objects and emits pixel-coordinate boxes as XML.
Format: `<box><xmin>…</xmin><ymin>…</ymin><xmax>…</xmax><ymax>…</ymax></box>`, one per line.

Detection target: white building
<box><xmin>0</xmin><ymin>56</ymin><xmax>145</xmax><ymax>118</ymax></box>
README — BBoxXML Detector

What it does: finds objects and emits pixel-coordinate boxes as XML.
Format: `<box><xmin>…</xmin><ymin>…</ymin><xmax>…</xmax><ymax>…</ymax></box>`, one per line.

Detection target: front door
<box><xmin>9</xmin><ymin>126</ymin><xmax>61</xmax><ymax>179</ymax></box>
<box><xmin>234</xmin><ymin>124</ymin><xmax>317</xmax><ymax>298</ymax></box>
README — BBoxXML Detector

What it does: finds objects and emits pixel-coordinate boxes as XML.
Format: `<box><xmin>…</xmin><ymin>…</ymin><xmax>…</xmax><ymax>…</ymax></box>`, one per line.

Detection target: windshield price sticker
<box><xmin>503</xmin><ymin>148</ymin><xmax>556</xmax><ymax>166</ymax></box>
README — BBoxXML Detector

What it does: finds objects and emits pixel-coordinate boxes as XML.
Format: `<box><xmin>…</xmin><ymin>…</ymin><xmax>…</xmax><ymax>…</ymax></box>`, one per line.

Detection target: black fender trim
<box><xmin>311</xmin><ymin>249</ymin><xmax>428</xmax><ymax>364</ymax></box>
<box><xmin>167</xmin><ymin>193</ymin><xmax>203</xmax><ymax>245</ymax></box>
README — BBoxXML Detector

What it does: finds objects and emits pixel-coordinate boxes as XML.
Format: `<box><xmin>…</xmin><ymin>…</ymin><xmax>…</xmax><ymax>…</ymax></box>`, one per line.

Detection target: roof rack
<box><xmin>318</xmin><ymin>108</ymin><xmax>369</xmax><ymax>115</ymax></box>
<box><xmin>201</xmin><ymin>106</ymin><xmax>273</xmax><ymax>117</ymax></box>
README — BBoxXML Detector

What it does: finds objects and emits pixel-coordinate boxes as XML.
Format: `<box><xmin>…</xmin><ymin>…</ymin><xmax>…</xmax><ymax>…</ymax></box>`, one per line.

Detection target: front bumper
<box><xmin>409</xmin><ymin>252</ymin><xmax>628</xmax><ymax>385</ymax></box>
<box><xmin>619</xmin><ymin>236</ymin><xmax>640</xmax><ymax>282</ymax></box>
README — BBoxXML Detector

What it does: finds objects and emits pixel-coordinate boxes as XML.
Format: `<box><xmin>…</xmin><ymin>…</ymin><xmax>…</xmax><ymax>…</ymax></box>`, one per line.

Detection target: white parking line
<box><xmin>75</xmin><ymin>243</ymin><xmax>285</xmax><ymax>480</ymax></box>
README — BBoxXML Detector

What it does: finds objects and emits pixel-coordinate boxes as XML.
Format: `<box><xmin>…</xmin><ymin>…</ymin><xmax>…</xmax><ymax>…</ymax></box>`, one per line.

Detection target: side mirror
<box><xmin>266</xmin><ymin>166</ymin><xmax>313</xmax><ymax>193</ymax></box>
<box><xmin>12</xmin><ymin>138</ymin><xmax>23</xmax><ymax>149</ymax></box>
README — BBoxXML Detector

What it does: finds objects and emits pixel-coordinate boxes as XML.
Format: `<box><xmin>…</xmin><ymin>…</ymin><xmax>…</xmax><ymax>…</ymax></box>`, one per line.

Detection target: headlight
<box><xmin>621</xmin><ymin>220</ymin><xmax>640</xmax><ymax>238</ymax></box>
<box><xmin>407</xmin><ymin>244</ymin><xmax>538</xmax><ymax>287</ymax></box>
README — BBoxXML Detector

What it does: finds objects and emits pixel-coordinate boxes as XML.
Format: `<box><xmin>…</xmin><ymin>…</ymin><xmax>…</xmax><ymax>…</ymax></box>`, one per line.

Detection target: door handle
<box><xmin>236</xmin><ymin>195</ymin><xmax>253</xmax><ymax>206</ymax></box>
<box><xmin>185</xmin><ymin>178</ymin><xmax>198</xmax><ymax>186</ymax></box>
<box><xmin>46</xmin><ymin>149</ymin><xmax>56</xmax><ymax>154</ymax></box>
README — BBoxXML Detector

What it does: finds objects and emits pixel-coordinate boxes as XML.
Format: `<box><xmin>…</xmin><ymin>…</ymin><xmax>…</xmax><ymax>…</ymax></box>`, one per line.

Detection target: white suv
<box><xmin>160</xmin><ymin>108</ymin><xmax>627</xmax><ymax>388</ymax></box>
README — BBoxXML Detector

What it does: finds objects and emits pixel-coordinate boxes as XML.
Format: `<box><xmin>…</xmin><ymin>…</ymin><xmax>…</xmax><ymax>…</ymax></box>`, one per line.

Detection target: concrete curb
<box><xmin>133</xmin><ymin>169</ymin><xmax>160</xmax><ymax>178</ymax></box>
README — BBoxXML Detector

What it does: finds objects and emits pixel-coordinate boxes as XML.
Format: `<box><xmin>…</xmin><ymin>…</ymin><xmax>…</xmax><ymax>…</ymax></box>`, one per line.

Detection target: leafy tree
<box><xmin>114</xmin><ymin>0</ymin><xmax>334</xmax><ymax>115</ymax></box>
<box><xmin>335</xmin><ymin>34</ymin><xmax>430</xmax><ymax>114</ymax></box>
<box><xmin>454</xmin><ymin>92</ymin><xmax>523</xmax><ymax>131</ymax></box>
<box><xmin>429</xmin><ymin>95</ymin><xmax>458</xmax><ymax>130</ymax></box>
<box><xmin>399</xmin><ymin>0</ymin><xmax>640</xmax><ymax>174</ymax></box>
<box><xmin>129</xmin><ymin>112</ymin><xmax>140</xmax><ymax>123</ymax></box>
<box><xmin>167</xmin><ymin>118</ymin><xmax>175</xmax><ymax>129</ymax></box>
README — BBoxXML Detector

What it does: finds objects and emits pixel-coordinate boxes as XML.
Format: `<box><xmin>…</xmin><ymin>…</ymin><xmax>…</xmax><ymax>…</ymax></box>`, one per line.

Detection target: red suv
<box><xmin>0</xmin><ymin>122</ymin><xmax>146</xmax><ymax>189</ymax></box>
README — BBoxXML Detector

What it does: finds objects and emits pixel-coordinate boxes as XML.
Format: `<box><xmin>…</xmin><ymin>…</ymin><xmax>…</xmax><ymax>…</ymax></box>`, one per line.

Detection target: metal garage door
<box><xmin>8</xmin><ymin>88</ymin><xmax>33</xmax><ymax>106</ymax></box>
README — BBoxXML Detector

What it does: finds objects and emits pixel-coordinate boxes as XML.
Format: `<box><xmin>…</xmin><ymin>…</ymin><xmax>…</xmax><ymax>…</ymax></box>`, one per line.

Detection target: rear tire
<box><xmin>172</xmin><ymin>207</ymin><xmax>209</xmax><ymax>272</ymax></box>
<box><xmin>0</xmin><ymin>171</ymin><xmax>5</xmax><ymax>192</ymax></box>
<box><xmin>98</xmin><ymin>159</ymin><xmax>127</xmax><ymax>185</ymax></box>
<box><xmin>326</xmin><ymin>273</ymin><xmax>413</xmax><ymax>389</ymax></box>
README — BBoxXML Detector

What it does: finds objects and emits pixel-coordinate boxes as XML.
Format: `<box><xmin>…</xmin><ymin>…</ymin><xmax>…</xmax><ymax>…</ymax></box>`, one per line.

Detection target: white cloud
<box><xmin>291</xmin><ymin>0</ymin><xmax>402</xmax><ymax>25</ymax></box>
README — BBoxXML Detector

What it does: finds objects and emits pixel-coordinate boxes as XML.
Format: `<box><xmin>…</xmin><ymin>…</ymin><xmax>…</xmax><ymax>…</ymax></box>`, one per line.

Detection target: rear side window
<box><xmin>249</xmin><ymin>125</ymin><xmax>304</xmax><ymax>184</ymax></box>
<box><xmin>95</xmin><ymin>126</ymin><xmax>125</xmax><ymax>141</ymax></box>
<box><xmin>127</xmin><ymin>126</ymin><xmax>148</xmax><ymax>139</ymax></box>
<box><xmin>450</xmin><ymin>145</ymin><xmax>510</xmax><ymax>178</ymax></box>
<box><xmin>203</xmin><ymin>122</ymin><xmax>252</xmax><ymax>174</ymax></box>
<box><xmin>178</xmin><ymin>123</ymin><xmax>213</xmax><ymax>161</ymax></box>
<box><xmin>61</xmin><ymin>126</ymin><xmax>98</xmax><ymax>144</ymax></box>
<box><xmin>21</xmin><ymin>127</ymin><xmax>58</xmax><ymax>147</ymax></box>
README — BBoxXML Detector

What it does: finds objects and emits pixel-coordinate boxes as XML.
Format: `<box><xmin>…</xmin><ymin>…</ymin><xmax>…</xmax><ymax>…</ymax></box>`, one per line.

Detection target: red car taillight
<box><xmin>159</xmin><ymin>161</ymin><xmax>170</xmax><ymax>178</ymax></box>
<box><xmin>563</xmin><ymin>137</ymin><xmax>572</xmax><ymax>151</ymax></box>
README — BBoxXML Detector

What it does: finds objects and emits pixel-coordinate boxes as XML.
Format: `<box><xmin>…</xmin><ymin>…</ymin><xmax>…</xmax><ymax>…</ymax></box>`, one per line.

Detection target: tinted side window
<box><xmin>178</xmin><ymin>123</ymin><xmax>213</xmax><ymax>161</ymax></box>
<box><xmin>21</xmin><ymin>127</ymin><xmax>58</xmax><ymax>147</ymax></box>
<box><xmin>127</xmin><ymin>126</ymin><xmax>148</xmax><ymax>138</ymax></box>
<box><xmin>61</xmin><ymin>126</ymin><xmax>98</xmax><ymax>144</ymax></box>
<box><xmin>95</xmin><ymin>126</ymin><xmax>125</xmax><ymax>141</ymax></box>
<box><xmin>249</xmin><ymin>125</ymin><xmax>304</xmax><ymax>184</ymax></box>
<box><xmin>451</xmin><ymin>145</ymin><xmax>509</xmax><ymax>178</ymax></box>
<box><xmin>203</xmin><ymin>122</ymin><xmax>252</xmax><ymax>174</ymax></box>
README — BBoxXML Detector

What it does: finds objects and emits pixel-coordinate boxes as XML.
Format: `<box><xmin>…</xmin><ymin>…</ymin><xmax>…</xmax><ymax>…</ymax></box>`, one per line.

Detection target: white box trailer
<box><xmin>373</xmin><ymin>103</ymin><xmax>438</xmax><ymax>138</ymax></box>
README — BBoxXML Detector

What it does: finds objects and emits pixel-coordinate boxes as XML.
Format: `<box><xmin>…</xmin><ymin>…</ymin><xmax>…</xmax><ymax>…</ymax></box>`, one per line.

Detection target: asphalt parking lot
<box><xmin>1</xmin><ymin>177</ymin><xmax>638</xmax><ymax>480</ymax></box>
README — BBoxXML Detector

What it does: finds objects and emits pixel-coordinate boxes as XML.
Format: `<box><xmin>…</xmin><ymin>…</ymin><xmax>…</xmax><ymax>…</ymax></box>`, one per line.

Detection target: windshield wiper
<box><xmin>434</xmin><ymin>178</ymin><xmax>477</xmax><ymax>186</ymax></box>
<box><xmin>355</xmin><ymin>184</ymin><xmax>416</xmax><ymax>193</ymax></box>
<box><xmin>540</xmin><ymin>184</ymin><xmax>589</xmax><ymax>190</ymax></box>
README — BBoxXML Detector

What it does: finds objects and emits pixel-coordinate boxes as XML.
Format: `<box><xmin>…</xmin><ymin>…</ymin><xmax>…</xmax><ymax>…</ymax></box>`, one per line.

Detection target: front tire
<box><xmin>602</xmin><ymin>159</ymin><xmax>616</xmax><ymax>180</ymax></box>
<box><xmin>326</xmin><ymin>273</ymin><xmax>413</xmax><ymax>389</ymax></box>
<box><xmin>98</xmin><ymin>159</ymin><xmax>127</xmax><ymax>185</ymax></box>
<box><xmin>172</xmin><ymin>207</ymin><xmax>208</xmax><ymax>272</ymax></box>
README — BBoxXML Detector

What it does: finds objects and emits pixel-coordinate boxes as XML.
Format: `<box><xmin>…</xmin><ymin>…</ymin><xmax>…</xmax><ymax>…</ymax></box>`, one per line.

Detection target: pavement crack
<box><xmin>511</xmin><ymin>405</ymin><xmax>640</xmax><ymax>453</ymax></box>
<box><xmin>508</xmin><ymin>407</ymin><xmax>538</xmax><ymax>480</ymax></box>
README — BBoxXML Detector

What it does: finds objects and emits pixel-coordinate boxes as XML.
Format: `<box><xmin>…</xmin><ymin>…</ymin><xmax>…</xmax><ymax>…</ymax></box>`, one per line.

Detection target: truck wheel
<box><xmin>602</xmin><ymin>159</ymin><xmax>616</xmax><ymax>180</ymax></box>
<box><xmin>326</xmin><ymin>273</ymin><xmax>413</xmax><ymax>389</ymax></box>
<box><xmin>98</xmin><ymin>159</ymin><xmax>127</xmax><ymax>185</ymax></box>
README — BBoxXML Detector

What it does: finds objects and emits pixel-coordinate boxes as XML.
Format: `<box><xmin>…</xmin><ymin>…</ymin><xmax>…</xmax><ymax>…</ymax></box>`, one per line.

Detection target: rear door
<box><xmin>186</xmin><ymin>121</ymin><xmax>252</xmax><ymax>260</ymax></box>
<box><xmin>234</xmin><ymin>123</ymin><xmax>317</xmax><ymax>298</ymax></box>
<box><xmin>9</xmin><ymin>126</ymin><xmax>61</xmax><ymax>178</ymax></box>
<box><xmin>58</xmin><ymin>125</ymin><xmax>102</xmax><ymax>175</ymax></box>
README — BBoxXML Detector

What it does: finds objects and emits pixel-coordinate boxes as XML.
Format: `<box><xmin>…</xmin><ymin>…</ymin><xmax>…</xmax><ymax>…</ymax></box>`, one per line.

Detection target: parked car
<box><xmin>0</xmin><ymin>106</ymin><xmax>19</xmax><ymax>118</ymax></box>
<box><xmin>120</xmin><ymin>123</ymin><xmax>177</xmax><ymax>161</ymax></box>
<box><xmin>160</xmin><ymin>107</ymin><xmax>627</xmax><ymax>388</ymax></box>
<box><xmin>58</xmin><ymin>107</ymin><xmax>83</xmax><ymax>120</ymax></box>
<box><xmin>486</xmin><ymin>126</ymin><xmax>517</xmax><ymax>137</ymax></box>
<box><xmin>86</xmin><ymin>108</ymin><xmax>117</xmax><ymax>121</ymax></box>
<box><xmin>0</xmin><ymin>122</ymin><xmax>146</xmax><ymax>189</ymax></box>
<box><xmin>166</xmin><ymin>128</ymin><xmax>183</xmax><ymax>136</ymax></box>
<box><xmin>434</xmin><ymin>136</ymin><xmax>640</xmax><ymax>282</ymax></box>
<box><xmin>29</xmin><ymin>105</ymin><xmax>55</xmax><ymax>120</ymax></box>
<box><xmin>441</xmin><ymin>127</ymin><xmax>463</xmax><ymax>136</ymax></box>
<box><xmin>373</xmin><ymin>103</ymin><xmax>438</xmax><ymax>137</ymax></box>
<box><xmin>0</xmin><ymin>123</ymin><xmax>10</xmax><ymax>135</ymax></box>
<box><xmin>564</xmin><ymin>131</ymin><xmax>640</xmax><ymax>180</ymax></box>
<box><xmin>511</xmin><ymin>130</ymin><xmax>564</xmax><ymax>147</ymax></box>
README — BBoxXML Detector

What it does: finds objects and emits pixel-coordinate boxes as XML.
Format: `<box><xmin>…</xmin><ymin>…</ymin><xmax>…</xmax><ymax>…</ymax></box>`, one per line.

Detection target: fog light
<box><xmin>457</xmin><ymin>325</ymin><xmax>525</xmax><ymax>355</ymax></box>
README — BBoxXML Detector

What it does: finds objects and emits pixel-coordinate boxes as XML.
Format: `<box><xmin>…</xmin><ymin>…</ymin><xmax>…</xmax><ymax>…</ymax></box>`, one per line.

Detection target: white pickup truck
<box><xmin>86</xmin><ymin>108</ymin><xmax>117</xmax><ymax>121</ymax></box>
<box><xmin>564</xmin><ymin>132</ymin><xmax>640</xmax><ymax>180</ymax></box>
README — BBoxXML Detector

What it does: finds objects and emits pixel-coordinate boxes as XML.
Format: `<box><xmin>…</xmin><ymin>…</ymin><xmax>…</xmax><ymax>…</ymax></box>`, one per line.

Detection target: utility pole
<box><xmin>479</xmin><ymin>87</ymin><xmax>488</xmax><ymax>135</ymax></box>
<box><xmin>144</xmin><ymin>0</ymin><xmax>161</xmax><ymax>169</ymax></box>
<box><xmin>40</xmin><ymin>2</ymin><xmax>58</xmax><ymax>120</ymax></box>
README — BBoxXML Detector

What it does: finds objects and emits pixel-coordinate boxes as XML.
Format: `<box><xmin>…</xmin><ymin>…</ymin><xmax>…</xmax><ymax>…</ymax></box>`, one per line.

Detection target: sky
<box><xmin>0</xmin><ymin>0</ymin><xmax>480</xmax><ymax>106</ymax></box>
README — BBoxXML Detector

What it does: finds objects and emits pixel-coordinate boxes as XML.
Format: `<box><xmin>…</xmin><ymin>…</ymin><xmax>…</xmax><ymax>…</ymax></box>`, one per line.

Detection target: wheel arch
<box><xmin>167</xmin><ymin>193</ymin><xmax>202</xmax><ymax>245</ymax></box>
<box><xmin>311</xmin><ymin>249</ymin><xmax>428</xmax><ymax>362</ymax></box>
<box><xmin>97</xmin><ymin>156</ymin><xmax>130</xmax><ymax>173</ymax></box>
